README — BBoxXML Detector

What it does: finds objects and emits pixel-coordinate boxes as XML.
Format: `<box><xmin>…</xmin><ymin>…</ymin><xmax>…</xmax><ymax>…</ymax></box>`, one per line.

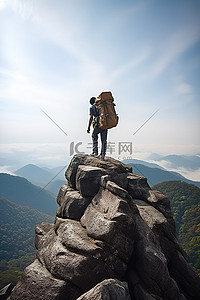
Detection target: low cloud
<box><xmin>0</xmin><ymin>166</ymin><xmax>16</xmax><ymax>175</ymax></box>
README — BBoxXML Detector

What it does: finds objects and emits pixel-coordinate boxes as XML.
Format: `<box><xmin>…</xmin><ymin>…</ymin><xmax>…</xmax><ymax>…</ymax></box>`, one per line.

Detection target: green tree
<box><xmin>152</xmin><ymin>181</ymin><xmax>200</xmax><ymax>275</ymax></box>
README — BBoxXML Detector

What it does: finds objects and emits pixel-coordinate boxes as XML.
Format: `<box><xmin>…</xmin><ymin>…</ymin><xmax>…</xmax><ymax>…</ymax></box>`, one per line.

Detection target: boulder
<box><xmin>76</xmin><ymin>165</ymin><xmax>107</xmax><ymax>197</ymax></box>
<box><xmin>36</xmin><ymin>218</ymin><xmax>119</xmax><ymax>292</ymax></box>
<box><xmin>65</xmin><ymin>155</ymin><xmax>86</xmax><ymax>188</ymax></box>
<box><xmin>35</xmin><ymin>222</ymin><xmax>54</xmax><ymax>250</ymax></box>
<box><xmin>105</xmin><ymin>180</ymin><xmax>131</xmax><ymax>200</ymax></box>
<box><xmin>0</xmin><ymin>283</ymin><xmax>14</xmax><ymax>300</ymax></box>
<box><xmin>65</xmin><ymin>154</ymin><xmax>132</xmax><ymax>188</ymax></box>
<box><xmin>56</xmin><ymin>187</ymin><xmax>92</xmax><ymax>220</ymax></box>
<box><xmin>57</xmin><ymin>183</ymin><xmax>68</xmax><ymax>206</ymax></box>
<box><xmin>100</xmin><ymin>173</ymin><xmax>128</xmax><ymax>190</ymax></box>
<box><xmin>134</xmin><ymin>199</ymin><xmax>167</xmax><ymax>230</ymax></box>
<box><xmin>147</xmin><ymin>189</ymin><xmax>175</xmax><ymax>226</ymax></box>
<box><xmin>9</xmin><ymin>259</ymin><xmax>81</xmax><ymax>300</ymax></box>
<box><xmin>127</xmin><ymin>173</ymin><xmax>150</xmax><ymax>200</ymax></box>
<box><xmin>76</xmin><ymin>279</ymin><xmax>131</xmax><ymax>300</ymax></box>
<box><xmin>81</xmin><ymin>187</ymin><xmax>137</xmax><ymax>262</ymax></box>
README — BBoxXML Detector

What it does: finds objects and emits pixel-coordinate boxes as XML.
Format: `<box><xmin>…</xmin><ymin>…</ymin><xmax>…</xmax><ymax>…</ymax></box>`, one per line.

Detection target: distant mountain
<box><xmin>43</xmin><ymin>165</ymin><xmax>67</xmax><ymax>179</ymax></box>
<box><xmin>47</xmin><ymin>179</ymin><xmax>66</xmax><ymax>196</ymax></box>
<box><xmin>127</xmin><ymin>163</ymin><xmax>200</xmax><ymax>188</ymax></box>
<box><xmin>152</xmin><ymin>181</ymin><xmax>200</xmax><ymax>275</ymax></box>
<box><xmin>0</xmin><ymin>173</ymin><xmax>58</xmax><ymax>215</ymax></box>
<box><xmin>15</xmin><ymin>164</ymin><xmax>62</xmax><ymax>186</ymax></box>
<box><xmin>147</xmin><ymin>153</ymin><xmax>164</xmax><ymax>160</ymax></box>
<box><xmin>122</xmin><ymin>159</ymin><xmax>165</xmax><ymax>170</ymax></box>
<box><xmin>14</xmin><ymin>164</ymin><xmax>66</xmax><ymax>195</ymax></box>
<box><xmin>0</xmin><ymin>196</ymin><xmax>54</xmax><ymax>261</ymax></box>
<box><xmin>153</xmin><ymin>154</ymin><xmax>200</xmax><ymax>171</ymax></box>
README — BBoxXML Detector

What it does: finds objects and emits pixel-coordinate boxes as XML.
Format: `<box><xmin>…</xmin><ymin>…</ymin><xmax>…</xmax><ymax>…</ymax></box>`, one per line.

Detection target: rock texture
<box><xmin>0</xmin><ymin>283</ymin><xmax>15</xmax><ymax>300</ymax></box>
<box><xmin>76</xmin><ymin>279</ymin><xmax>131</xmax><ymax>300</ymax></box>
<box><xmin>9</xmin><ymin>154</ymin><xmax>200</xmax><ymax>300</ymax></box>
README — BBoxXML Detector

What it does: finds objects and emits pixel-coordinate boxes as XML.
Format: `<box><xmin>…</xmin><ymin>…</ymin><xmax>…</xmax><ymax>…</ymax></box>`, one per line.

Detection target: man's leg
<box><xmin>92</xmin><ymin>127</ymin><xmax>99</xmax><ymax>155</ymax></box>
<box><xmin>100</xmin><ymin>129</ymin><xmax>108</xmax><ymax>158</ymax></box>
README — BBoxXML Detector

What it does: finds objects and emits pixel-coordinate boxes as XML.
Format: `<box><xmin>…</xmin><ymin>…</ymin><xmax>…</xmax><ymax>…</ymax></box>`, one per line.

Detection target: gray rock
<box><xmin>134</xmin><ymin>284</ymin><xmax>164</xmax><ymax>299</ymax></box>
<box><xmin>56</xmin><ymin>184</ymin><xmax>68</xmax><ymax>205</ymax></box>
<box><xmin>105</xmin><ymin>180</ymin><xmax>131</xmax><ymax>200</ymax></box>
<box><xmin>56</xmin><ymin>187</ymin><xmax>92</xmax><ymax>220</ymax></box>
<box><xmin>134</xmin><ymin>199</ymin><xmax>167</xmax><ymax>230</ymax></box>
<box><xmin>127</xmin><ymin>173</ymin><xmax>150</xmax><ymax>200</ymax></box>
<box><xmin>111</xmin><ymin>172</ymin><xmax>128</xmax><ymax>189</ymax></box>
<box><xmin>128</xmin><ymin>215</ymin><xmax>186</xmax><ymax>300</ymax></box>
<box><xmin>147</xmin><ymin>190</ymin><xmax>175</xmax><ymax>227</ymax></box>
<box><xmin>76</xmin><ymin>165</ymin><xmax>107</xmax><ymax>197</ymax></box>
<box><xmin>0</xmin><ymin>283</ymin><xmax>14</xmax><ymax>300</ymax></box>
<box><xmin>35</xmin><ymin>222</ymin><xmax>54</xmax><ymax>250</ymax></box>
<box><xmin>65</xmin><ymin>154</ymin><xmax>132</xmax><ymax>188</ymax></box>
<box><xmin>9</xmin><ymin>259</ymin><xmax>81</xmax><ymax>300</ymax></box>
<box><xmin>36</xmin><ymin>218</ymin><xmax>120</xmax><ymax>292</ymax></box>
<box><xmin>55</xmin><ymin>218</ymin><xmax>103</xmax><ymax>255</ymax></box>
<box><xmin>76</xmin><ymin>279</ymin><xmax>131</xmax><ymax>300</ymax></box>
<box><xmin>100</xmin><ymin>173</ymin><xmax>128</xmax><ymax>190</ymax></box>
<box><xmin>53</xmin><ymin>217</ymin><xmax>127</xmax><ymax>278</ymax></box>
<box><xmin>126</xmin><ymin>266</ymin><xmax>163</xmax><ymax>300</ymax></box>
<box><xmin>81</xmin><ymin>187</ymin><xmax>137</xmax><ymax>262</ymax></box>
<box><xmin>167</xmin><ymin>248</ymin><xmax>200</xmax><ymax>299</ymax></box>
<box><xmin>65</xmin><ymin>155</ymin><xmax>86</xmax><ymax>188</ymax></box>
<box><xmin>101</xmin><ymin>174</ymin><xmax>130</xmax><ymax>199</ymax></box>
<box><xmin>134</xmin><ymin>199</ymin><xmax>179</xmax><ymax>249</ymax></box>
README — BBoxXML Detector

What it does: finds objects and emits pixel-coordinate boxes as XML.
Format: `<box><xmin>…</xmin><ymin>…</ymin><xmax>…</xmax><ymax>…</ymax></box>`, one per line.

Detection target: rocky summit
<box><xmin>8</xmin><ymin>154</ymin><xmax>200</xmax><ymax>300</ymax></box>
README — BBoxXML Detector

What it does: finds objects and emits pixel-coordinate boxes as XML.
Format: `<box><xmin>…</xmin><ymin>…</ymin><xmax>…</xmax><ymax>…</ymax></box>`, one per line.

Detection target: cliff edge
<box><xmin>9</xmin><ymin>154</ymin><xmax>200</xmax><ymax>300</ymax></box>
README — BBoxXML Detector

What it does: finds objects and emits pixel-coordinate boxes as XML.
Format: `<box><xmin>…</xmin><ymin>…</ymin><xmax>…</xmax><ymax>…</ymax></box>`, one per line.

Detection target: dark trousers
<box><xmin>92</xmin><ymin>127</ymin><xmax>108</xmax><ymax>155</ymax></box>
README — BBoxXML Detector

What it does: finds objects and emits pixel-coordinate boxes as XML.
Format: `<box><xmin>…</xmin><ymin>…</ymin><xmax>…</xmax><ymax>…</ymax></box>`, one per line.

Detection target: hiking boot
<box><xmin>100</xmin><ymin>154</ymin><xmax>105</xmax><ymax>160</ymax></box>
<box><xmin>91</xmin><ymin>153</ymin><xmax>98</xmax><ymax>157</ymax></box>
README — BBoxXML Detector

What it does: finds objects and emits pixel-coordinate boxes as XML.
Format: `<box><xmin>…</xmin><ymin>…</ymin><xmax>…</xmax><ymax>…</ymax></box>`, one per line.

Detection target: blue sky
<box><xmin>0</xmin><ymin>0</ymin><xmax>200</xmax><ymax>169</ymax></box>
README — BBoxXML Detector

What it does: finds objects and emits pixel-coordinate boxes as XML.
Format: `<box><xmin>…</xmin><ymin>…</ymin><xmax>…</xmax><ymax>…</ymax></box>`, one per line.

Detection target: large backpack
<box><xmin>95</xmin><ymin>91</ymin><xmax>119</xmax><ymax>130</ymax></box>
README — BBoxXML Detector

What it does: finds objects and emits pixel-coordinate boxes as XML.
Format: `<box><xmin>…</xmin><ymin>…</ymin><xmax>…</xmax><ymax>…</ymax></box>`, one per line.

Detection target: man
<box><xmin>87</xmin><ymin>97</ymin><xmax>107</xmax><ymax>160</ymax></box>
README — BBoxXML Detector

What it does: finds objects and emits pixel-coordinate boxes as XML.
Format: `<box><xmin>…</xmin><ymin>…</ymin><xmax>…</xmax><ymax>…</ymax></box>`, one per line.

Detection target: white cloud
<box><xmin>0</xmin><ymin>166</ymin><xmax>16</xmax><ymax>175</ymax></box>
<box><xmin>175</xmin><ymin>167</ymin><xmax>200</xmax><ymax>181</ymax></box>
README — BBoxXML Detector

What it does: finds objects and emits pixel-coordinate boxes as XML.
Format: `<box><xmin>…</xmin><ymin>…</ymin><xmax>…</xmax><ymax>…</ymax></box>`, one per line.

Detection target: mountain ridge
<box><xmin>126</xmin><ymin>163</ymin><xmax>200</xmax><ymax>188</ymax></box>
<box><xmin>0</xmin><ymin>173</ymin><xmax>58</xmax><ymax>216</ymax></box>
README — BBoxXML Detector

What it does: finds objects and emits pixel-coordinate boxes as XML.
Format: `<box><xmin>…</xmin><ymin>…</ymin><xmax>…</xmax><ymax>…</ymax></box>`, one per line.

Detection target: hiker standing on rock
<box><xmin>87</xmin><ymin>92</ymin><xmax>118</xmax><ymax>160</ymax></box>
<box><xmin>87</xmin><ymin>97</ymin><xmax>107</xmax><ymax>160</ymax></box>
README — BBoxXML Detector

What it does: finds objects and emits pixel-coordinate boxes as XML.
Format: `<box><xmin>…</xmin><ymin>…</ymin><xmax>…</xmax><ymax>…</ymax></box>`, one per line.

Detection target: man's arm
<box><xmin>87</xmin><ymin>115</ymin><xmax>93</xmax><ymax>133</ymax></box>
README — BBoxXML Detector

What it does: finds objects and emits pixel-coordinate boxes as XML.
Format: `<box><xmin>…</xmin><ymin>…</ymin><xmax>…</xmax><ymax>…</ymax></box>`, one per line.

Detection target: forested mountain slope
<box><xmin>152</xmin><ymin>181</ymin><xmax>200</xmax><ymax>275</ymax></box>
<box><xmin>0</xmin><ymin>173</ymin><xmax>58</xmax><ymax>215</ymax></box>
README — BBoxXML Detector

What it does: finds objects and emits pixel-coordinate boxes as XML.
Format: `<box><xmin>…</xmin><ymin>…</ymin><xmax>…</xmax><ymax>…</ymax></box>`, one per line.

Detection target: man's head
<box><xmin>90</xmin><ymin>97</ymin><xmax>96</xmax><ymax>105</ymax></box>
